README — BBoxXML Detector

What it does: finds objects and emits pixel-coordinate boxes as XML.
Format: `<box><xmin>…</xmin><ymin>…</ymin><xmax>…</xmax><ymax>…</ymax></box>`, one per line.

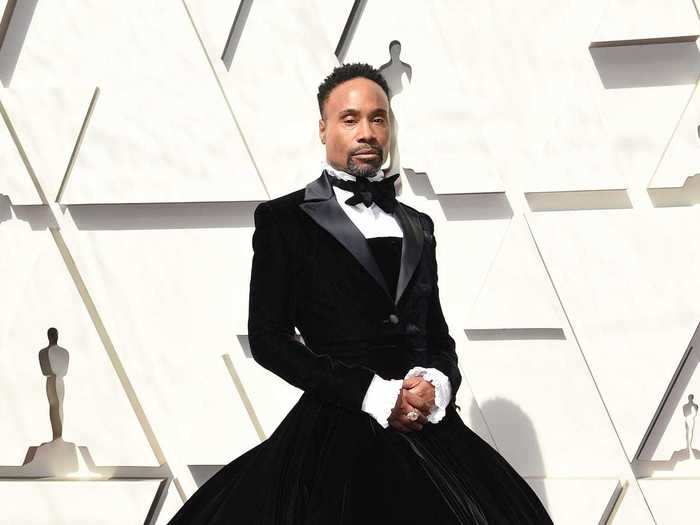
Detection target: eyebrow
<box><xmin>338</xmin><ymin>108</ymin><xmax>388</xmax><ymax>117</ymax></box>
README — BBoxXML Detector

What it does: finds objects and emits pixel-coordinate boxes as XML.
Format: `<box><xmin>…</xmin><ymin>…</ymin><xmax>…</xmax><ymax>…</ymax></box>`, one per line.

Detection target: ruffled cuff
<box><xmin>404</xmin><ymin>366</ymin><xmax>452</xmax><ymax>424</ymax></box>
<box><xmin>361</xmin><ymin>374</ymin><xmax>403</xmax><ymax>428</ymax></box>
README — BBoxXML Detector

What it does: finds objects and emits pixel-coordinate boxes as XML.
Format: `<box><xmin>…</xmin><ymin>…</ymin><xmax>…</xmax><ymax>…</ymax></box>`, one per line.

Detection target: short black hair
<box><xmin>317</xmin><ymin>62</ymin><xmax>390</xmax><ymax>119</ymax></box>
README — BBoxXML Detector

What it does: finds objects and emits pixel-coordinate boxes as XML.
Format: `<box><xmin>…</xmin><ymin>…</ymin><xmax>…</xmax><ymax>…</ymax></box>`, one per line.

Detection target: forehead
<box><xmin>325</xmin><ymin>77</ymin><xmax>389</xmax><ymax>114</ymax></box>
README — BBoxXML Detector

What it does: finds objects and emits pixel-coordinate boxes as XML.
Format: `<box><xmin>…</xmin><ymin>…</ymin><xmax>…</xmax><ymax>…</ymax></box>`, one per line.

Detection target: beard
<box><xmin>345</xmin><ymin>147</ymin><xmax>384</xmax><ymax>178</ymax></box>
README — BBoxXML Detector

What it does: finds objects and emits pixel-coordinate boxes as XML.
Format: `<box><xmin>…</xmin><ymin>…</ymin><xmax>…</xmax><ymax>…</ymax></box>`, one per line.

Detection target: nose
<box><xmin>356</xmin><ymin>117</ymin><xmax>375</xmax><ymax>143</ymax></box>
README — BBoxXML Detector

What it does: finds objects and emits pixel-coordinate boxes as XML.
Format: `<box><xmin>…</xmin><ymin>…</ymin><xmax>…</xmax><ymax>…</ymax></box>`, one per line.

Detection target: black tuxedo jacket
<box><xmin>248</xmin><ymin>170</ymin><xmax>461</xmax><ymax>414</ymax></box>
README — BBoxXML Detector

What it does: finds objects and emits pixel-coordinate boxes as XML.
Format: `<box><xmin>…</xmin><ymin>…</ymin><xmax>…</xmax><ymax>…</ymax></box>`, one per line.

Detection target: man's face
<box><xmin>319</xmin><ymin>77</ymin><xmax>391</xmax><ymax>178</ymax></box>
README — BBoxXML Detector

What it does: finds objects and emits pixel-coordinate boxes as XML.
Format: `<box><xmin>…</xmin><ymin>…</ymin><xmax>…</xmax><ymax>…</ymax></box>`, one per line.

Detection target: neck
<box><xmin>323</xmin><ymin>161</ymin><xmax>384</xmax><ymax>182</ymax></box>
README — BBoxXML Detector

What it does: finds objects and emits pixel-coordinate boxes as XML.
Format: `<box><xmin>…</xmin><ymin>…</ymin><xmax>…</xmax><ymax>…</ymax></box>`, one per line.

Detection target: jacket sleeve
<box><xmin>247</xmin><ymin>201</ymin><xmax>377</xmax><ymax>412</ymax></box>
<box><xmin>423</xmin><ymin>214</ymin><xmax>462</xmax><ymax>406</ymax></box>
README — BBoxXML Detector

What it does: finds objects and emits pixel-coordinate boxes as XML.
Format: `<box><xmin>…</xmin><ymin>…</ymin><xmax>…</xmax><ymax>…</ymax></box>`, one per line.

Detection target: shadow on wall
<box><xmin>469</xmin><ymin>397</ymin><xmax>548</xmax><ymax>511</ymax></box>
<box><xmin>0</xmin><ymin>194</ymin><xmax>57</xmax><ymax>230</ymax></box>
<box><xmin>648</xmin><ymin>173</ymin><xmax>700</xmax><ymax>207</ymax></box>
<box><xmin>378</xmin><ymin>40</ymin><xmax>412</xmax><ymax>177</ymax></box>
<box><xmin>0</xmin><ymin>194</ymin><xmax>12</xmax><ymax>223</ymax></box>
<box><xmin>403</xmin><ymin>170</ymin><xmax>513</xmax><ymax>220</ymax></box>
<box><xmin>66</xmin><ymin>201</ymin><xmax>262</xmax><ymax>231</ymax></box>
<box><xmin>590</xmin><ymin>37</ymin><xmax>700</xmax><ymax>89</ymax></box>
<box><xmin>221</xmin><ymin>0</ymin><xmax>253</xmax><ymax>70</ymax></box>
<box><xmin>0</xmin><ymin>0</ymin><xmax>39</xmax><ymax>87</ymax></box>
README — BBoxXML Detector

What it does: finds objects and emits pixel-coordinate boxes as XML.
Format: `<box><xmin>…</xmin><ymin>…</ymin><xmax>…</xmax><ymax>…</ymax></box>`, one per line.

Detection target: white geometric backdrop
<box><xmin>1</xmin><ymin>1</ymin><xmax>699</xmax><ymax>523</ymax></box>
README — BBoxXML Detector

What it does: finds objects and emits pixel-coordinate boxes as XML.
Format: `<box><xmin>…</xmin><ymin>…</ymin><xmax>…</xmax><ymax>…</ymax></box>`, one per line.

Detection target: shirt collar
<box><xmin>322</xmin><ymin>160</ymin><xmax>385</xmax><ymax>182</ymax></box>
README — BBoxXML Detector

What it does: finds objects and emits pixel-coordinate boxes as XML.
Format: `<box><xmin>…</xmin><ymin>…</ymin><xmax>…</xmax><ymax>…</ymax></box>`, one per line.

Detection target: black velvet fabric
<box><xmin>168</xmin><ymin>171</ymin><xmax>553</xmax><ymax>524</ymax></box>
<box><xmin>367</xmin><ymin>237</ymin><xmax>403</xmax><ymax>301</ymax></box>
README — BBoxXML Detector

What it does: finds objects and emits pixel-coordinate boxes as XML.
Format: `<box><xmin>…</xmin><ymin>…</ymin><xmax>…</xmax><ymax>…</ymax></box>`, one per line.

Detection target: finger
<box><xmin>404</xmin><ymin>381</ymin><xmax>434</xmax><ymax>402</ymax></box>
<box><xmin>403</xmin><ymin>375</ymin><xmax>426</xmax><ymax>387</ymax></box>
<box><xmin>400</xmin><ymin>403</ymin><xmax>428</xmax><ymax>425</ymax></box>
<box><xmin>400</xmin><ymin>405</ymin><xmax>428</xmax><ymax>428</ymax></box>
<box><xmin>401</xmin><ymin>403</ymin><xmax>429</xmax><ymax>425</ymax></box>
<box><xmin>416</xmin><ymin>388</ymin><xmax>435</xmax><ymax>409</ymax></box>
<box><xmin>389</xmin><ymin>409</ymin><xmax>413</xmax><ymax>432</ymax></box>
<box><xmin>416</xmin><ymin>381</ymin><xmax>436</xmax><ymax>400</ymax></box>
<box><xmin>402</xmin><ymin>376</ymin><xmax>422</xmax><ymax>389</ymax></box>
<box><xmin>411</xmin><ymin>410</ymin><xmax>428</xmax><ymax>425</ymax></box>
<box><xmin>400</xmin><ymin>416</ymin><xmax>423</xmax><ymax>431</ymax></box>
<box><xmin>390</xmin><ymin>407</ymin><xmax>419</xmax><ymax>431</ymax></box>
<box><xmin>389</xmin><ymin>418</ymin><xmax>411</xmax><ymax>433</ymax></box>
<box><xmin>403</xmin><ymin>391</ymin><xmax>432</xmax><ymax>415</ymax></box>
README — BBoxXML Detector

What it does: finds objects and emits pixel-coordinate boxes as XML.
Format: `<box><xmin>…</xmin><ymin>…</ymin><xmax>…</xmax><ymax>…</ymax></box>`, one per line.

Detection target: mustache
<box><xmin>350</xmin><ymin>146</ymin><xmax>382</xmax><ymax>155</ymax></box>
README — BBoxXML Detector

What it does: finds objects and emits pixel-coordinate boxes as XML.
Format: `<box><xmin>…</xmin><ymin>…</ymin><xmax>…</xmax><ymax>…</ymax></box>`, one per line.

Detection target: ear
<box><xmin>382</xmin><ymin>108</ymin><xmax>396</xmax><ymax>171</ymax></box>
<box><xmin>318</xmin><ymin>118</ymin><xmax>326</xmax><ymax>144</ymax></box>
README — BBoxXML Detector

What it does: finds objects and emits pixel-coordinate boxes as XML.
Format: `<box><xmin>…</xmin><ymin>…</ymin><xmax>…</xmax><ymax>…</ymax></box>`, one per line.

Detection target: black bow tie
<box><xmin>329</xmin><ymin>172</ymin><xmax>400</xmax><ymax>213</ymax></box>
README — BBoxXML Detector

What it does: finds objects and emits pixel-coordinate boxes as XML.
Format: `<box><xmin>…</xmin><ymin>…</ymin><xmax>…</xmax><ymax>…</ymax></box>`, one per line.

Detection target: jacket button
<box><xmin>388</xmin><ymin>314</ymin><xmax>399</xmax><ymax>325</ymax></box>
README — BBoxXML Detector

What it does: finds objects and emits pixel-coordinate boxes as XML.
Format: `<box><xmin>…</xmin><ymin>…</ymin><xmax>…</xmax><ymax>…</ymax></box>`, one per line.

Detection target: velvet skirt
<box><xmin>167</xmin><ymin>391</ymin><xmax>553</xmax><ymax>524</ymax></box>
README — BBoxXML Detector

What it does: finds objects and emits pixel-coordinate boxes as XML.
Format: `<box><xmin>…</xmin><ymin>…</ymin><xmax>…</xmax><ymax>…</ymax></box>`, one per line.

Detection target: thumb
<box><xmin>402</xmin><ymin>375</ymin><xmax>422</xmax><ymax>389</ymax></box>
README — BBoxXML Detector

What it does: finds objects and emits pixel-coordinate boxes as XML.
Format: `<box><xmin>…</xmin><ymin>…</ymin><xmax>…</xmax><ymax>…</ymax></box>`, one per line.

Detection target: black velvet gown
<box><xmin>168</xmin><ymin>236</ymin><xmax>553</xmax><ymax>524</ymax></box>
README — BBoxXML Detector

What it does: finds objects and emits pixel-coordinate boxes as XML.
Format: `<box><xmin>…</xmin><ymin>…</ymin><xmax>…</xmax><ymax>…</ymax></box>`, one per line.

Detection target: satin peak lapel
<box><xmin>393</xmin><ymin>202</ymin><xmax>424</xmax><ymax>305</ymax></box>
<box><xmin>299</xmin><ymin>171</ymin><xmax>392</xmax><ymax>300</ymax></box>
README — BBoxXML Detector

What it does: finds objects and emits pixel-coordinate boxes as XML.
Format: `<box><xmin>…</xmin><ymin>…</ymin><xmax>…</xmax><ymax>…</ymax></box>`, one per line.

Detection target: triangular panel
<box><xmin>2</xmin><ymin>2</ymin><xmax>265</xmax><ymax>204</ymax></box>
<box><xmin>0</xmin><ymin>212</ymin><xmax>156</xmax><ymax>466</ymax></box>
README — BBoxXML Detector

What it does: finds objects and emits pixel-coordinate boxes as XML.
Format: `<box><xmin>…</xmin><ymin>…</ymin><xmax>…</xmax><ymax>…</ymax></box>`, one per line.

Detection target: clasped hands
<box><xmin>387</xmin><ymin>375</ymin><xmax>435</xmax><ymax>433</ymax></box>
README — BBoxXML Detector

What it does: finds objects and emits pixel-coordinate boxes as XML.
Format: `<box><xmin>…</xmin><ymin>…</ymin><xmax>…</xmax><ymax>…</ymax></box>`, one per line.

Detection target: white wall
<box><xmin>1</xmin><ymin>1</ymin><xmax>699</xmax><ymax>523</ymax></box>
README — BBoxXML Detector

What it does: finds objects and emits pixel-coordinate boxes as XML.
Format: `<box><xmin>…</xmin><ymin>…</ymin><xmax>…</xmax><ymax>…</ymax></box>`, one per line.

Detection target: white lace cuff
<box><xmin>361</xmin><ymin>374</ymin><xmax>403</xmax><ymax>428</ymax></box>
<box><xmin>404</xmin><ymin>366</ymin><xmax>452</xmax><ymax>424</ymax></box>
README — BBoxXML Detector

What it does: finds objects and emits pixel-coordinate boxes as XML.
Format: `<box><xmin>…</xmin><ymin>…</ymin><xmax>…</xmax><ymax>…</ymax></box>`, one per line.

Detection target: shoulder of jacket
<box><xmin>399</xmin><ymin>201</ymin><xmax>434</xmax><ymax>232</ymax></box>
<box><xmin>254</xmin><ymin>188</ymin><xmax>306</xmax><ymax>218</ymax></box>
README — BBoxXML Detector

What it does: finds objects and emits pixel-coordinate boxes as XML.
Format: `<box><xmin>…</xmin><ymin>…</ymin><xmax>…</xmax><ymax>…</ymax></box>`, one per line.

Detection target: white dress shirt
<box><xmin>322</xmin><ymin>161</ymin><xmax>452</xmax><ymax>428</ymax></box>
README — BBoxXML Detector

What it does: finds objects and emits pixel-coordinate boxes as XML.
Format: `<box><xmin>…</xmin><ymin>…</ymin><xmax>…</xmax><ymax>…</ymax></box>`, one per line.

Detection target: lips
<box><xmin>353</xmin><ymin>149</ymin><xmax>379</xmax><ymax>156</ymax></box>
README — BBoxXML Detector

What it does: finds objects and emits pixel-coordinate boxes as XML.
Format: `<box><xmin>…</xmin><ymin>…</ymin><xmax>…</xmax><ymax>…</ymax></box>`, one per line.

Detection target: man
<box><xmin>169</xmin><ymin>63</ymin><xmax>552</xmax><ymax>524</ymax></box>
<box><xmin>309</xmin><ymin>62</ymin><xmax>455</xmax><ymax>433</ymax></box>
